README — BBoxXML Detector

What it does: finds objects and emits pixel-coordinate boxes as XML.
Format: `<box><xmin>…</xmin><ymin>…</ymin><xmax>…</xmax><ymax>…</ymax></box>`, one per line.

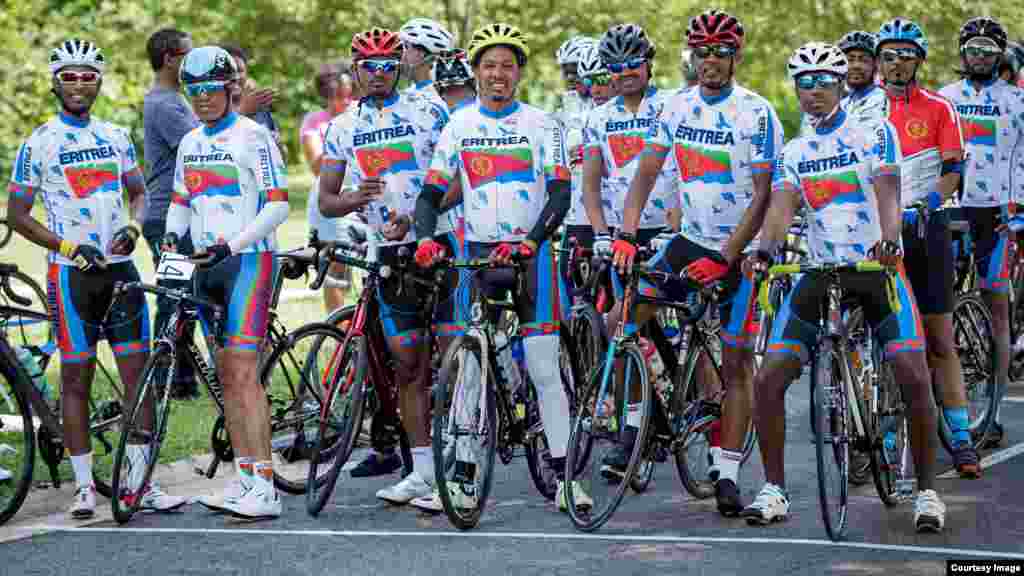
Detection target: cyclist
<box><xmin>413</xmin><ymin>22</ymin><xmax>593</xmax><ymax>513</ymax></box>
<box><xmin>318</xmin><ymin>28</ymin><xmax>450</xmax><ymax>504</ymax></box>
<box><xmin>7</xmin><ymin>39</ymin><xmax>185</xmax><ymax>519</ymax></box>
<box><xmin>167</xmin><ymin>46</ymin><xmax>290</xmax><ymax>519</ymax></box>
<box><xmin>555</xmin><ymin>35</ymin><xmax>597</xmax><ymax>123</ymax></box>
<box><xmin>399</xmin><ymin>18</ymin><xmax>454</xmax><ymax>110</ymax></box>
<box><xmin>871</xmin><ymin>18</ymin><xmax>980</xmax><ymax>476</ymax></box>
<box><xmin>999</xmin><ymin>41</ymin><xmax>1023</xmax><ymax>86</ymax></box>
<box><xmin>741</xmin><ymin>42</ymin><xmax>946</xmax><ymax>533</ymax></box>
<box><xmin>679</xmin><ymin>46</ymin><xmax>698</xmax><ymax>90</ymax></box>
<box><xmin>610</xmin><ymin>10</ymin><xmax>784</xmax><ymax>517</ymax></box>
<box><xmin>939</xmin><ymin>17</ymin><xmax>1024</xmax><ymax>452</ymax></box>
<box><xmin>836</xmin><ymin>31</ymin><xmax>886</xmax><ymax>122</ymax></box>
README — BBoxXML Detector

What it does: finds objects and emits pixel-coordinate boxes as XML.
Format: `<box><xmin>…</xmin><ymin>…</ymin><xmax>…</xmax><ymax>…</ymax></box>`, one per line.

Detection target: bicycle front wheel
<box><xmin>0</xmin><ymin>346</ymin><xmax>36</xmax><ymax>525</ymax></box>
<box><xmin>813</xmin><ymin>338</ymin><xmax>849</xmax><ymax>541</ymax></box>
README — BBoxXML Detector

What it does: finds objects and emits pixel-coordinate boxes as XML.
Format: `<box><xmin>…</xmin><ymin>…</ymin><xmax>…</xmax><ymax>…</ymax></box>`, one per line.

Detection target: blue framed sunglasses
<box><xmin>184</xmin><ymin>81</ymin><xmax>228</xmax><ymax>98</ymax></box>
<box><xmin>360</xmin><ymin>59</ymin><xmax>400</xmax><ymax>74</ymax></box>
<box><xmin>607</xmin><ymin>57</ymin><xmax>647</xmax><ymax>74</ymax></box>
<box><xmin>795</xmin><ymin>73</ymin><xmax>842</xmax><ymax>91</ymax></box>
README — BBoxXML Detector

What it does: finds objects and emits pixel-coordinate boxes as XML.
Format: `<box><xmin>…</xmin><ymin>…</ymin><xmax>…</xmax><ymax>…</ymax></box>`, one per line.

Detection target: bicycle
<box><xmin>429</xmin><ymin>253</ymin><xmax>585</xmax><ymax>529</ymax></box>
<box><xmin>758</xmin><ymin>260</ymin><xmax>901</xmax><ymax>541</ymax></box>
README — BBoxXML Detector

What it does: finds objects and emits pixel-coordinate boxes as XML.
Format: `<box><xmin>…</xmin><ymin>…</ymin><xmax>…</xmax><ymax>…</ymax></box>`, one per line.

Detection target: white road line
<box><xmin>938</xmin><ymin>441</ymin><xmax>1024</xmax><ymax>479</ymax></box>
<box><xmin>1003</xmin><ymin>396</ymin><xmax>1024</xmax><ymax>403</ymax></box>
<box><xmin>23</xmin><ymin>526</ymin><xmax>1024</xmax><ymax>560</ymax></box>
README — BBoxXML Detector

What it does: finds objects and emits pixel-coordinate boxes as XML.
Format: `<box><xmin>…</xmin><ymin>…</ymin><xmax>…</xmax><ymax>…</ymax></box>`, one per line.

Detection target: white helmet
<box><xmin>787</xmin><ymin>42</ymin><xmax>847</xmax><ymax>79</ymax></box>
<box><xmin>576</xmin><ymin>44</ymin><xmax>607</xmax><ymax>78</ymax></box>
<box><xmin>49</xmin><ymin>39</ymin><xmax>106</xmax><ymax>75</ymax></box>
<box><xmin>556</xmin><ymin>36</ymin><xmax>596</xmax><ymax>65</ymax></box>
<box><xmin>400</xmin><ymin>18</ymin><xmax>455</xmax><ymax>55</ymax></box>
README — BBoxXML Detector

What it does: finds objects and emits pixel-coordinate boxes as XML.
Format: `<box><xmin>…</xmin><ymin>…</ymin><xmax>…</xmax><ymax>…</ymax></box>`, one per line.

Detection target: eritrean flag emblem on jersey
<box><xmin>184</xmin><ymin>165</ymin><xmax>241</xmax><ymax>198</ymax></box>
<box><xmin>802</xmin><ymin>171</ymin><xmax>866</xmax><ymax>210</ymax></box>
<box><xmin>460</xmin><ymin>148</ymin><xmax>534</xmax><ymax>188</ymax></box>
<box><xmin>64</xmin><ymin>162</ymin><xmax>118</xmax><ymax>198</ymax></box>
<box><xmin>962</xmin><ymin>117</ymin><xmax>996</xmax><ymax>146</ymax></box>
<box><xmin>355</xmin><ymin>142</ymin><xmax>418</xmax><ymax>178</ymax></box>
<box><xmin>674</xmin><ymin>144</ymin><xmax>733</xmax><ymax>184</ymax></box>
<box><xmin>608</xmin><ymin>133</ymin><xmax>647</xmax><ymax>168</ymax></box>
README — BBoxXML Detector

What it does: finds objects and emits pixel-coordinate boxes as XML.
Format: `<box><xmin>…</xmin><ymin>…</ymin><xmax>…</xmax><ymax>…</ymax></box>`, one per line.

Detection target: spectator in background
<box><xmin>143</xmin><ymin>28</ymin><xmax>199</xmax><ymax>399</ymax></box>
<box><xmin>302</xmin><ymin>60</ymin><xmax>356</xmax><ymax>313</ymax></box>
<box><xmin>221</xmin><ymin>43</ymin><xmax>284</xmax><ymax>159</ymax></box>
<box><xmin>679</xmin><ymin>46</ymin><xmax>699</xmax><ymax>89</ymax></box>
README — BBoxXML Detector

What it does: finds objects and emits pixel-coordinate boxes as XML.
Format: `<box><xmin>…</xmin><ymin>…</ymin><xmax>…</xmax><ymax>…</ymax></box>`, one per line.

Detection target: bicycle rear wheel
<box><xmin>944</xmin><ymin>293</ymin><xmax>996</xmax><ymax>453</ymax></box>
<box><xmin>0</xmin><ymin>345</ymin><xmax>35</xmax><ymax>525</ymax></box>
<box><xmin>565</xmin><ymin>341</ymin><xmax>651</xmax><ymax>532</ymax></box>
<box><xmin>433</xmin><ymin>335</ymin><xmax>496</xmax><ymax>530</ymax></box>
<box><xmin>305</xmin><ymin>326</ymin><xmax>365</xmax><ymax>517</ymax></box>
<box><xmin>813</xmin><ymin>338</ymin><xmax>849</xmax><ymax>541</ymax></box>
<box><xmin>111</xmin><ymin>342</ymin><xmax>174</xmax><ymax>524</ymax></box>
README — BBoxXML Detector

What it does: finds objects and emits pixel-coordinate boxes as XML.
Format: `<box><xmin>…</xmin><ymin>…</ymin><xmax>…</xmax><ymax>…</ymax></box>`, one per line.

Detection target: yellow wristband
<box><xmin>58</xmin><ymin>239</ymin><xmax>77</xmax><ymax>259</ymax></box>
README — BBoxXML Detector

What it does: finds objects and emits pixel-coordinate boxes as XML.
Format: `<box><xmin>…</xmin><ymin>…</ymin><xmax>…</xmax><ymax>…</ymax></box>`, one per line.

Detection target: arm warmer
<box><xmin>414</xmin><ymin>183</ymin><xmax>446</xmax><ymax>241</ymax></box>
<box><xmin>227</xmin><ymin>201</ymin><xmax>290</xmax><ymax>253</ymax></box>
<box><xmin>526</xmin><ymin>179</ymin><xmax>571</xmax><ymax>246</ymax></box>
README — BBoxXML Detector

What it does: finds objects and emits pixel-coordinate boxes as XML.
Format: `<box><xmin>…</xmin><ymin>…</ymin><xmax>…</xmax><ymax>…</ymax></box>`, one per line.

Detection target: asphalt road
<box><xmin>4</xmin><ymin>381</ymin><xmax>1024</xmax><ymax>576</ymax></box>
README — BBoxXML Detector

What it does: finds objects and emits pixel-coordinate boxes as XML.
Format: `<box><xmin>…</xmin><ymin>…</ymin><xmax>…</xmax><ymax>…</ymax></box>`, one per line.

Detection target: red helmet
<box><xmin>686</xmin><ymin>10</ymin><xmax>745</xmax><ymax>49</ymax></box>
<box><xmin>351</xmin><ymin>28</ymin><xmax>402</xmax><ymax>61</ymax></box>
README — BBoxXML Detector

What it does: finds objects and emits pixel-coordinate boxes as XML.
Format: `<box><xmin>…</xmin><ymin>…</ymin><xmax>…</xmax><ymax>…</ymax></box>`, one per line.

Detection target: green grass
<box><xmin>1</xmin><ymin>167</ymin><xmax>359</xmax><ymax>487</ymax></box>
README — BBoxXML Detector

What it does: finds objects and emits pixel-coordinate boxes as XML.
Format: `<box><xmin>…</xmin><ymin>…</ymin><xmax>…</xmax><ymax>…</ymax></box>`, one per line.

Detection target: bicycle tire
<box><xmin>305</xmin><ymin>324</ymin><xmax>366</xmax><ymax>517</ymax></box>
<box><xmin>870</xmin><ymin>361</ymin><xmax>910</xmax><ymax>506</ymax></box>
<box><xmin>433</xmin><ymin>334</ymin><xmax>496</xmax><ymax>530</ymax></box>
<box><xmin>566</xmin><ymin>341</ymin><xmax>651</xmax><ymax>532</ymax></box>
<box><xmin>813</xmin><ymin>338</ymin><xmax>849</xmax><ymax>541</ymax></box>
<box><xmin>110</xmin><ymin>342</ymin><xmax>174</xmax><ymax>524</ymax></box>
<box><xmin>942</xmin><ymin>293</ymin><xmax>996</xmax><ymax>454</ymax></box>
<box><xmin>570</xmin><ymin>304</ymin><xmax>606</xmax><ymax>393</ymax></box>
<box><xmin>263</xmin><ymin>322</ymin><xmax>352</xmax><ymax>495</ymax></box>
<box><xmin>523</xmin><ymin>372</ymin><xmax>556</xmax><ymax>501</ymax></box>
<box><xmin>0</xmin><ymin>344</ymin><xmax>36</xmax><ymax>526</ymax></box>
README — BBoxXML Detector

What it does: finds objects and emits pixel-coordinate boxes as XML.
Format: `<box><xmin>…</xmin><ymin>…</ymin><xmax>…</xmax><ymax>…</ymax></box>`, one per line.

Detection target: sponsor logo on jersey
<box><xmin>961</xmin><ymin>117</ymin><xmax>996</xmax><ymax>146</ymax></box>
<box><xmin>183</xmin><ymin>165</ymin><xmax>242</xmax><ymax>198</ymax></box>
<box><xmin>608</xmin><ymin>132</ymin><xmax>647</xmax><ymax>168</ymax></box>
<box><xmin>183</xmin><ymin>152</ymin><xmax>235</xmax><ymax>163</ymax></box>
<box><xmin>674</xmin><ymin>144</ymin><xmax>733</xmax><ymax>184</ymax></box>
<box><xmin>801</xmin><ymin>170</ymin><xmax>866</xmax><ymax>210</ymax></box>
<box><xmin>673</xmin><ymin>125</ymin><xmax>735</xmax><ymax>146</ymax></box>
<box><xmin>352</xmin><ymin>125</ymin><xmax>416</xmax><ymax>147</ymax></box>
<box><xmin>797</xmin><ymin>152</ymin><xmax>860</xmax><ymax>174</ymax></box>
<box><xmin>905</xmin><ymin>118</ymin><xmax>929</xmax><ymax>140</ymax></box>
<box><xmin>460</xmin><ymin>136</ymin><xmax>530</xmax><ymax>147</ymax></box>
<box><xmin>956</xmin><ymin>104</ymin><xmax>1001</xmax><ymax>117</ymax></box>
<box><xmin>355</xmin><ymin>142</ymin><xmax>417</xmax><ymax>178</ymax></box>
<box><xmin>258</xmin><ymin>146</ymin><xmax>275</xmax><ymax>188</ymax></box>
<box><xmin>64</xmin><ymin>162</ymin><xmax>119</xmax><ymax>198</ymax></box>
<box><xmin>58</xmin><ymin>145</ymin><xmax>116</xmax><ymax>166</ymax></box>
<box><xmin>460</xmin><ymin>148</ymin><xmax>534</xmax><ymax>188</ymax></box>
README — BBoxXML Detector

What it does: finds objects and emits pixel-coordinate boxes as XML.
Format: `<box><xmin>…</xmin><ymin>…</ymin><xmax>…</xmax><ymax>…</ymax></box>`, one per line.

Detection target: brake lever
<box><xmin>310</xmin><ymin>247</ymin><xmax>332</xmax><ymax>290</ymax></box>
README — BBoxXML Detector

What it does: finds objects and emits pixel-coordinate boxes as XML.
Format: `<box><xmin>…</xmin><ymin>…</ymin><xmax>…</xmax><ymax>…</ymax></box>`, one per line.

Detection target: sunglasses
<box><xmin>879</xmin><ymin>48</ymin><xmax>920</xmax><ymax>63</ymax></box>
<box><xmin>184</xmin><ymin>81</ymin><xmax>228</xmax><ymax>98</ymax></box>
<box><xmin>693</xmin><ymin>45</ymin><xmax>738</xmax><ymax>59</ymax></box>
<box><xmin>57</xmin><ymin>70</ymin><xmax>100</xmax><ymax>85</ymax></box>
<box><xmin>962</xmin><ymin>45</ymin><xmax>1002</xmax><ymax>59</ymax></box>
<box><xmin>583</xmin><ymin>74</ymin><xmax>612</xmax><ymax>87</ymax></box>
<box><xmin>360</xmin><ymin>59</ymin><xmax>400</xmax><ymax>74</ymax></box>
<box><xmin>795</xmin><ymin>73</ymin><xmax>842</xmax><ymax>91</ymax></box>
<box><xmin>607</xmin><ymin>57</ymin><xmax>647</xmax><ymax>74</ymax></box>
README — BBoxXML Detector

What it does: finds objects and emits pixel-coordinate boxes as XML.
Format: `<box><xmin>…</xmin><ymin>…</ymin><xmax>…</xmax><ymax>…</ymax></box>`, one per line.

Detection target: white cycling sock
<box><xmin>412</xmin><ymin>447</ymin><xmax>434</xmax><ymax>485</ymax></box>
<box><xmin>70</xmin><ymin>452</ymin><xmax>93</xmax><ymax>489</ymax></box>
<box><xmin>718</xmin><ymin>449</ymin><xmax>743</xmax><ymax>483</ymax></box>
<box><xmin>626</xmin><ymin>403</ymin><xmax>642</xmax><ymax>429</ymax></box>
<box><xmin>524</xmin><ymin>335</ymin><xmax>570</xmax><ymax>459</ymax></box>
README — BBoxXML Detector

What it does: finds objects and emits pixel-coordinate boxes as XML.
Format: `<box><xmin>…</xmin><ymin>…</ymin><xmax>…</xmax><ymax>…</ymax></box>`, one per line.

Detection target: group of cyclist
<box><xmin>6</xmin><ymin>9</ymin><xmax>1024</xmax><ymax>536</ymax></box>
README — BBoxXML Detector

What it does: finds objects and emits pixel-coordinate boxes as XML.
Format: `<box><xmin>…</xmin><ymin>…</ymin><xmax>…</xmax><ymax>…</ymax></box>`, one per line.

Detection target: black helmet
<box><xmin>598</xmin><ymin>23</ymin><xmax>655</xmax><ymax>64</ymax></box>
<box><xmin>432</xmin><ymin>49</ymin><xmax>474</xmax><ymax>89</ymax></box>
<box><xmin>959</xmin><ymin>17</ymin><xmax>1007</xmax><ymax>51</ymax></box>
<box><xmin>837</xmin><ymin>31</ymin><xmax>877</xmax><ymax>56</ymax></box>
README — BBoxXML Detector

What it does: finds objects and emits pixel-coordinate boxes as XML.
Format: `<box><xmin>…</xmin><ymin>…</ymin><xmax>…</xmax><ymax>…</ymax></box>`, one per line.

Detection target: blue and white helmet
<box><xmin>877</xmin><ymin>18</ymin><xmax>928</xmax><ymax>58</ymax></box>
<box><xmin>49</xmin><ymin>39</ymin><xmax>105</xmax><ymax>75</ymax></box>
<box><xmin>556</xmin><ymin>36</ymin><xmax>596</xmax><ymax>65</ymax></box>
<box><xmin>179</xmin><ymin>46</ymin><xmax>238</xmax><ymax>85</ymax></box>
<box><xmin>576</xmin><ymin>43</ymin><xmax>607</xmax><ymax>78</ymax></box>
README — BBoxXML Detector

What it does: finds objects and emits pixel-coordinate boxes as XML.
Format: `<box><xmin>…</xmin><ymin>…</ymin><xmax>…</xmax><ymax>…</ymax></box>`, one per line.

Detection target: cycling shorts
<box><xmin>634</xmin><ymin>233</ymin><xmax>758</xmax><ymax>349</ymax></box>
<box><xmin>966</xmin><ymin>206</ymin><xmax>1011</xmax><ymax>294</ymax></box>
<box><xmin>433</xmin><ymin>231</ymin><xmax>470</xmax><ymax>337</ymax></box>
<box><xmin>766</xmin><ymin>266</ymin><xmax>925</xmax><ymax>363</ymax></box>
<box><xmin>465</xmin><ymin>240</ymin><xmax>569</xmax><ymax>338</ymax></box>
<box><xmin>194</xmin><ymin>252</ymin><xmax>276</xmax><ymax>352</ymax></box>
<box><xmin>901</xmin><ymin>211</ymin><xmax>954</xmax><ymax>315</ymax></box>
<box><xmin>47</xmin><ymin>261</ymin><xmax>150</xmax><ymax>363</ymax></box>
<box><xmin>376</xmin><ymin>242</ymin><xmax>429</xmax><ymax>346</ymax></box>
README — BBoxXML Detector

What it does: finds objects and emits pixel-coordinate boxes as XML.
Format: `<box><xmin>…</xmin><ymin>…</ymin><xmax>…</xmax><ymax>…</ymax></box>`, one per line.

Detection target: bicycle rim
<box><xmin>0</xmin><ymin>348</ymin><xmax>36</xmax><ymax>525</ymax></box>
<box><xmin>434</xmin><ymin>336</ymin><xmax>496</xmax><ymax>529</ymax></box>
<box><xmin>871</xmin><ymin>363</ymin><xmax>910</xmax><ymax>506</ymax></box>
<box><xmin>814</xmin><ymin>339</ymin><xmax>849</xmax><ymax>541</ymax></box>
<box><xmin>673</xmin><ymin>332</ymin><xmax>720</xmax><ymax>500</ymax></box>
<box><xmin>947</xmin><ymin>294</ymin><xmax>996</xmax><ymax>452</ymax></box>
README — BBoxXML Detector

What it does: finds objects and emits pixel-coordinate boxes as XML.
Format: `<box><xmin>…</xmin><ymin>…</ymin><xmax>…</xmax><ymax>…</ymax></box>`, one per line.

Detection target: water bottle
<box><xmin>494</xmin><ymin>332</ymin><xmax>523</xmax><ymax>396</ymax></box>
<box><xmin>14</xmin><ymin>346</ymin><xmax>50</xmax><ymax>400</ymax></box>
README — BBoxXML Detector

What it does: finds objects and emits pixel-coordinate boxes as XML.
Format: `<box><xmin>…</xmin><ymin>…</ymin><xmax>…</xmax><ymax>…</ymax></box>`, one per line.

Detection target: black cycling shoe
<box><xmin>849</xmin><ymin>449</ymin><xmax>871</xmax><ymax>486</ymax></box>
<box><xmin>978</xmin><ymin>422</ymin><xmax>1004</xmax><ymax>450</ymax></box>
<box><xmin>350</xmin><ymin>451</ymin><xmax>402</xmax><ymax>478</ymax></box>
<box><xmin>715</xmin><ymin>478</ymin><xmax>744</xmax><ymax>518</ymax></box>
<box><xmin>952</xmin><ymin>441</ymin><xmax>982</xmax><ymax>479</ymax></box>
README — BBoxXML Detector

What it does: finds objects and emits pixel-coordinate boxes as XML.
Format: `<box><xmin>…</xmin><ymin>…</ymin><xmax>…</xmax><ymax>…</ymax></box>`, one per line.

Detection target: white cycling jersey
<box><xmin>425</xmin><ymin>100</ymin><xmax>568</xmax><ymax>243</ymax></box>
<box><xmin>435</xmin><ymin>96</ymin><xmax>476</xmax><ymax>237</ymax></box>
<box><xmin>403</xmin><ymin>80</ymin><xmax>447</xmax><ymax>113</ymax></box>
<box><xmin>651</xmin><ymin>84</ymin><xmax>783</xmax><ymax>252</ymax></box>
<box><xmin>583</xmin><ymin>87</ymin><xmax>678</xmax><ymax>230</ymax></box>
<box><xmin>773</xmin><ymin>110</ymin><xmax>901</xmax><ymax>265</ymax></box>
<box><xmin>171</xmin><ymin>113</ymin><xmax>288</xmax><ymax>253</ymax></box>
<box><xmin>938</xmin><ymin>78</ymin><xmax>1024</xmax><ymax>207</ymax></box>
<box><xmin>322</xmin><ymin>92</ymin><xmax>449</xmax><ymax>246</ymax></box>
<box><xmin>9</xmin><ymin>113</ymin><xmax>138</xmax><ymax>265</ymax></box>
<box><xmin>555</xmin><ymin>90</ymin><xmax>596</xmax><ymax>227</ymax></box>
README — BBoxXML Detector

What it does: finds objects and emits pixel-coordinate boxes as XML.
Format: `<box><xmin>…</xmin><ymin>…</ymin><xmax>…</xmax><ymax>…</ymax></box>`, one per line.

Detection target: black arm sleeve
<box><xmin>414</xmin><ymin>183</ymin><xmax>446</xmax><ymax>241</ymax></box>
<box><xmin>526</xmin><ymin>179</ymin><xmax>571</xmax><ymax>246</ymax></box>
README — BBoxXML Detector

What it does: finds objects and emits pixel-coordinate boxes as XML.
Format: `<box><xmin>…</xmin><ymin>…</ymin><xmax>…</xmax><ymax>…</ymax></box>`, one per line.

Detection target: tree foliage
<box><xmin>2</xmin><ymin>0</ymin><xmax>1023</xmax><ymax>174</ymax></box>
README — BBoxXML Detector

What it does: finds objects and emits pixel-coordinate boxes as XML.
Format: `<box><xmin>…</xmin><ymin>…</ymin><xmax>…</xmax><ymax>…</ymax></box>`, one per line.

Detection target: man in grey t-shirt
<box><xmin>143</xmin><ymin>28</ymin><xmax>199</xmax><ymax>398</ymax></box>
